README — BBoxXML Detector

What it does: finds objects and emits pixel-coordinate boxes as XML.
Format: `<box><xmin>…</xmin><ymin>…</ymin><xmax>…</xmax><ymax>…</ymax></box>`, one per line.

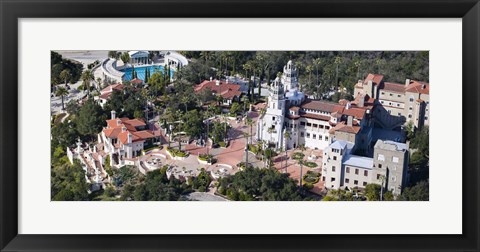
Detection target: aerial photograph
<box><xmin>50</xmin><ymin>50</ymin><xmax>429</xmax><ymax>201</ymax></box>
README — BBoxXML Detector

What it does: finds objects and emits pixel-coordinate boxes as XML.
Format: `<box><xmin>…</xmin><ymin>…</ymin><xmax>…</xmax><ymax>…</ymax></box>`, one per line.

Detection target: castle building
<box><xmin>322</xmin><ymin>139</ymin><xmax>409</xmax><ymax>196</ymax></box>
<box><xmin>98</xmin><ymin>110</ymin><xmax>157</xmax><ymax>166</ymax></box>
<box><xmin>354</xmin><ymin>74</ymin><xmax>429</xmax><ymax>130</ymax></box>
<box><xmin>257</xmin><ymin>60</ymin><xmax>375</xmax><ymax>152</ymax></box>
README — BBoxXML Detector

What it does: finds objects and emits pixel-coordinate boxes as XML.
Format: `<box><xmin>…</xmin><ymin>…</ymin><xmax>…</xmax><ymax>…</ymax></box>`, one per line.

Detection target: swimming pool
<box><xmin>121</xmin><ymin>65</ymin><xmax>174</xmax><ymax>81</ymax></box>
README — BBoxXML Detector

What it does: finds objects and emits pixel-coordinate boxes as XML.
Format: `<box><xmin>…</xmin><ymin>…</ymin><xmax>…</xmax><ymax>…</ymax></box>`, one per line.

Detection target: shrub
<box><xmin>304</xmin><ymin>161</ymin><xmax>318</xmax><ymax>168</ymax></box>
<box><xmin>303</xmin><ymin>183</ymin><xmax>314</xmax><ymax>190</ymax></box>
<box><xmin>218</xmin><ymin>141</ymin><xmax>228</xmax><ymax>147</ymax></box>
<box><xmin>198</xmin><ymin>154</ymin><xmax>213</xmax><ymax>161</ymax></box>
<box><xmin>166</xmin><ymin>147</ymin><xmax>189</xmax><ymax>157</ymax></box>
<box><xmin>292</xmin><ymin>152</ymin><xmax>305</xmax><ymax>160</ymax></box>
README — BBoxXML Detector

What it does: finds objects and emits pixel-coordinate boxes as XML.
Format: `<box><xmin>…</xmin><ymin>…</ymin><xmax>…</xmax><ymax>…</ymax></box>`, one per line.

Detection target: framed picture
<box><xmin>1</xmin><ymin>0</ymin><xmax>479</xmax><ymax>251</ymax></box>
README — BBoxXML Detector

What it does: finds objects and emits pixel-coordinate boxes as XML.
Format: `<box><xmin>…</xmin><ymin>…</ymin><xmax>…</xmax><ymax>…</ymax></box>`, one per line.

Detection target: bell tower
<box><xmin>282</xmin><ymin>60</ymin><xmax>298</xmax><ymax>91</ymax></box>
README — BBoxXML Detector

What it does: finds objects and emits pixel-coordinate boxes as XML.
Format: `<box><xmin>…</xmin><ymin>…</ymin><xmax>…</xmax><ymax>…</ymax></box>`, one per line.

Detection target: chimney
<box><xmin>122</xmin><ymin>126</ymin><xmax>127</xmax><ymax>132</ymax></box>
<box><xmin>358</xmin><ymin>80</ymin><xmax>363</xmax><ymax>86</ymax></box>
<box><xmin>117</xmin><ymin>119</ymin><xmax>122</xmax><ymax>126</ymax></box>
<box><xmin>111</xmin><ymin>110</ymin><xmax>116</xmax><ymax>120</ymax></box>
<box><xmin>405</xmin><ymin>79</ymin><xmax>410</xmax><ymax>86</ymax></box>
<box><xmin>127</xmin><ymin>132</ymin><xmax>132</xmax><ymax>144</ymax></box>
<box><xmin>210</xmin><ymin>76</ymin><xmax>213</xmax><ymax>82</ymax></box>
<box><xmin>357</xmin><ymin>95</ymin><xmax>365</xmax><ymax>108</ymax></box>
<box><xmin>216</xmin><ymin>80</ymin><xmax>220</xmax><ymax>86</ymax></box>
<box><xmin>421</xmin><ymin>84</ymin><xmax>426</xmax><ymax>89</ymax></box>
<box><xmin>346</xmin><ymin>102</ymin><xmax>352</xmax><ymax>110</ymax></box>
<box><xmin>226</xmin><ymin>79</ymin><xmax>229</xmax><ymax>84</ymax></box>
<box><xmin>347</xmin><ymin>116</ymin><xmax>353</xmax><ymax>127</ymax></box>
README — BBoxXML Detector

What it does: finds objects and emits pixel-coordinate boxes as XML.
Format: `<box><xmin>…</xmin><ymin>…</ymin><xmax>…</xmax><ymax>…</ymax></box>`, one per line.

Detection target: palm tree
<box><xmin>246</xmin><ymin>117</ymin><xmax>253</xmax><ymax>145</ymax></box>
<box><xmin>59</xmin><ymin>69</ymin><xmax>71</xmax><ymax>86</ymax></box>
<box><xmin>243</xmin><ymin>132</ymin><xmax>250</xmax><ymax>169</ymax></box>
<box><xmin>120</xmin><ymin>52</ymin><xmax>130</xmax><ymax>66</ymax></box>
<box><xmin>81</xmin><ymin>69</ymin><xmax>94</xmax><ymax>97</ymax></box>
<box><xmin>55</xmin><ymin>87</ymin><xmax>69</xmax><ymax>110</ymax></box>
<box><xmin>181</xmin><ymin>95</ymin><xmax>190</xmax><ymax>113</ymax></box>
<box><xmin>312</xmin><ymin>58</ymin><xmax>322</xmax><ymax>87</ymax></box>
<box><xmin>334</xmin><ymin>56</ymin><xmax>343</xmax><ymax>91</ymax></box>
<box><xmin>283</xmin><ymin>131</ymin><xmax>290</xmax><ymax>173</ymax></box>
<box><xmin>241</xmin><ymin>95</ymin><xmax>249</xmax><ymax>115</ymax></box>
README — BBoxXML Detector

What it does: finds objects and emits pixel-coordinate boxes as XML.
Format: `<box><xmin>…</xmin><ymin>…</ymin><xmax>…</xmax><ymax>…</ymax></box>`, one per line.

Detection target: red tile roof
<box><xmin>100</xmin><ymin>83</ymin><xmax>124</xmax><ymax>94</ymax></box>
<box><xmin>332</xmin><ymin>122</ymin><xmax>361</xmax><ymax>134</ymax></box>
<box><xmin>195</xmin><ymin>79</ymin><xmax>242</xmax><ymax>100</ymax></box>
<box><xmin>301</xmin><ymin>113</ymin><xmax>330</xmax><ymax>121</ymax></box>
<box><xmin>300</xmin><ymin>99</ymin><xmax>337</xmax><ymax>112</ymax></box>
<box><xmin>130</xmin><ymin>78</ymin><xmax>143</xmax><ymax>85</ymax></box>
<box><xmin>405</xmin><ymin>80</ymin><xmax>429</xmax><ymax>95</ymax></box>
<box><xmin>364</xmin><ymin>74</ymin><xmax>384</xmax><ymax>85</ymax></box>
<box><xmin>289</xmin><ymin>106</ymin><xmax>300</xmax><ymax>111</ymax></box>
<box><xmin>383</xmin><ymin>82</ymin><xmax>406</xmax><ymax>93</ymax></box>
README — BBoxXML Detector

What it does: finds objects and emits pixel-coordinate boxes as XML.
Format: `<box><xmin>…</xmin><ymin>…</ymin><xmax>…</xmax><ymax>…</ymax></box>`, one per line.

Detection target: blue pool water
<box><xmin>122</xmin><ymin>65</ymin><xmax>174</xmax><ymax>82</ymax></box>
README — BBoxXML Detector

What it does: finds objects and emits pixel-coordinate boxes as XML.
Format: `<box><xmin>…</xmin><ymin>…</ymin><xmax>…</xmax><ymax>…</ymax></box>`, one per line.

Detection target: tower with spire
<box><xmin>257</xmin><ymin>77</ymin><xmax>286</xmax><ymax>149</ymax></box>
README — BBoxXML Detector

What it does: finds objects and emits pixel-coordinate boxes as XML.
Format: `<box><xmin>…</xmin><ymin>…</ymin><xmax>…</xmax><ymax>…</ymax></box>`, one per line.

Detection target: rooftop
<box><xmin>343</xmin><ymin>155</ymin><xmax>373</xmax><ymax>169</ymax></box>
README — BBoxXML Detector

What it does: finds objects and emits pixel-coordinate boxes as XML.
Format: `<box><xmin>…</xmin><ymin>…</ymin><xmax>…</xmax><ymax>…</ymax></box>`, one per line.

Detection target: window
<box><xmin>389</xmin><ymin>93</ymin><xmax>393</xmax><ymax>96</ymax></box>
<box><xmin>387</xmin><ymin>110</ymin><xmax>392</xmax><ymax>114</ymax></box>
<box><xmin>392</xmin><ymin>157</ymin><xmax>399</xmax><ymax>163</ymax></box>
<box><xmin>397</xmin><ymin>104</ymin><xmax>400</xmax><ymax>107</ymax></box>
<box><xmin>381</xmin><ymin>101</ymin><xmax>384</xmax><ymax>104</ymax></box>
<box><xmin>319</xmin><ymin>135</ymin><xmax>323</xmax><ymax>140</ymax></box>
<box><xmin>307</xmin><ymin>123</ymin><xmax>312</xmax><ymax>127</ymax></box>
<box><xmin>306</xmin><ymin>133</ymin><xmax>310</xmax><ymax>138</ymax></box>
<box><xmin>313</xmin><ymin>134</ymin><xmax>316</xmax><ymax>139</ymax></box>
<box><xmin>333</xmin><ymin>156</ymin><xmax>337</xmax><ymax>161</ymax></box>
<box><xmin>331</xmin><ymin>177</ymin><xmax>336</xmax><ymax>182</ymax></box>
<box><xmin>397</xmin><ymin>94</ymin><xmax>401</xmax><ymax>97</ymax></box>
<box><xmin>364</xmin><ymin>170</ymin><xmax>368</xmax><ymax>176</ymax></box>
<box><xmin>409</xmin><ymin>106</ymin><xmax>413</xmax><ymax>110</ymax></box>
<box><xmin>392</xmin><ymin>176</ymin><xmax>396</xmax><ymax>182</ymax></box>
<box><xmin>354</xmin><ymin>180</ymin><xmax>358</xmax><ymax>185</ymax></box>
<box><xmin>313</xmin><ymin>124</ymin><xmax>318</xmax><ymax>128</ymax></box>
<box><xmin>363</xmin><ymin>182</ymin><xmax>368</xmax><ymax>186</ymax></box>
<box><xmin>377</xmin><ymin>174</ymin><xmax>381</xmax><ymax>180</ymax></box>
<box><xmin>300</xmin><ymin>122</ymin><xmax>305</xmax><ymax>126</ymax></box>
<box><xmin>346</xmin><ymin>167</ymin><xmax>350</xmax><ymax>173</ymax></box>
<box><xmin>381</xmin><ymin>92</ymin><xmax>385</xmax><ymax>95</ymax></box>
<box><xmin>355</xmin><ymin>169</ymin><xmax>359</xmax><ymax>175</ymax></box>
<box><xmin>325</xmin><ymin>136</ymin><xmax>329</xmax><ymax>141</ymax></box>
<box><xmin>325</xmin><ymin>126</ymin><xmax>330</xmax><ymax>130</ymax></box>
<box><xmin>378</xmin><ymin>154</ymin><xmax>385</xmax><ymax>161</ymax></box>
<box><xmin>425</xmin><ymin>116</ymin><xmax>428</xmax><ymax>120</ymax></box>
<box><xmin>319</xmin><ymin>125</ymin><xmax>324</xmax><ymax>129</ymax></box>
<box><xmin>410</xmin><ymin>97</ymin><xmax>414</xmax><ymax>102</ymax></box>
<box><xmin>378</xmin><ymin>164</ymin><xmax>382</xmax><ymax>168</ymax></box>
<box><xmin>332</xmin><ymin>166</ymin><xmax>336</xmax><ymax>172</ymax></box>
<box><xmin>300</xmin><ymin>132</ymin><xmax>304</xmax><ymax>137</ymax></box>
<box><xmin>345</xmin><ymin>178</ymin><xmax>350</xmax><ymax>183</ymax></box>
<box><xmin>332</xmin><ymin>148</ymin><xmax>339</xmax><ymax>153</ymax></box>
<box><xmin>272</xmin><ymin>117</ymin><xmax>275</xmax><ymax>121</ymax></box>
<box><xmin>322</xmin><ymin>176</ymin><xmax>325</xmax><ymax>181</ymax></box>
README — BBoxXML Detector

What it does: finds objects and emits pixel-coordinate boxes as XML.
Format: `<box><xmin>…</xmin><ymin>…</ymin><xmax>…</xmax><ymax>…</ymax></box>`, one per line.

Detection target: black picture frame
<box><xmin>1</xmin><ymin>0</ymin><xmax>479</xmax><ymax>251</ymax></box>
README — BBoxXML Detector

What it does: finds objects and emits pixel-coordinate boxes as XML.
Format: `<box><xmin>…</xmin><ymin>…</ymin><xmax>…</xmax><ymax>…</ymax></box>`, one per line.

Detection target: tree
<box><xmin>229</xmin><ymin>102</ymin><xmax>241</xmax><ymax>115</ymax></box>
<box><xmin>59</xmin><ymin>69</ymin><xmax>71</xmax><ymax>86</ymax></box>
<box><xmin>120</xmin><ymin>52</ymin><xmax>130</xmax><ymax>65</ymax></box>
<box><xmin>216</xmin><ymin>166</ymin><xmax>305</xmax><ymax>201</ymax></box>
<box><xmin>81</xmin><ymin>69</ymin><xmax>94</xmax><ymax>96</ymax></box>
<box><xmin>283</xmin><ymin>131</ymin><xmax>290</xmax><ymax>173</ymax></box>
<box><xmin>108</xmin><ymin>51</ymin><xmax>120</xmax><ymax>59</ymax></box>
<box><xmin>398</xmin><ymin>181</ymin><xmax>429</xmax><ymax>201</ymax></box>
<box><xmin>55</xmin><ymin>87</ymin><xmax>69</xmax><ymax>110</ymax></box>
<box><xmin>364</xmin><ymin>183</ymin><xmax>381</xmax><ymax>201</ymax></box>
<box><xmin>51</xmin><ymin>160</ymin><xmax>89</xmax><ymax>201</ymax></box>
<box><xmin>75</xmin><ymin>99</ymin><xmax>105</xmax><ymax>140</ymax></box>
